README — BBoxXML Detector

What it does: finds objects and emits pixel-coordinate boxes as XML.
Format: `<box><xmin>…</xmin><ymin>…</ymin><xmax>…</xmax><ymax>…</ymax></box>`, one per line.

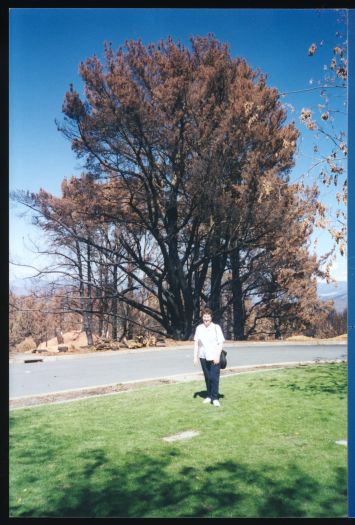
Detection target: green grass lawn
<box><xmin>9</xmin><ymin>362</ymin><xmax>347</xmax><ymax>518</ymax></box>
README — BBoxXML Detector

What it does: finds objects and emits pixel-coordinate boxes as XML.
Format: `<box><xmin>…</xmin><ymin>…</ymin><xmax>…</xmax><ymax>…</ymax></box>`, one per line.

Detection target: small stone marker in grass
<box><xmin>163</xmin><ymin>430</ymin><xmax>200</xmax><ymax>442</ymax></box>
<box><xmin>335</xmin><ymin>440</ymin><xmax>347</xmax><ymax>446</ymax></box>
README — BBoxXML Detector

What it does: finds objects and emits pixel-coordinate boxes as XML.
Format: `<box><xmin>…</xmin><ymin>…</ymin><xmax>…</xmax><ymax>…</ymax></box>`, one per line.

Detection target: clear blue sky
<box><xmin>9</xmin><ymin>7</ymin><xmax>348</xmax><ymax>285</ymax></box>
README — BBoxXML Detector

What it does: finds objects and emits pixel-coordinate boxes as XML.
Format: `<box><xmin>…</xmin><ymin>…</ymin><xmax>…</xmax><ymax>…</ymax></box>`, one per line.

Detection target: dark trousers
<box><xmin>200</xmin><ymin>358</ymin><xmax>220</xmax><ymax>401</ymax></box>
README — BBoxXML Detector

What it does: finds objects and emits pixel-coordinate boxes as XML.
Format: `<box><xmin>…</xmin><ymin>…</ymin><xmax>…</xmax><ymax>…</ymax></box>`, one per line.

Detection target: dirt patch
<box><xmin>285</xmin><ymin>334</ymin><xmax>347</xmax><ymax>342</ymax></box>
<box><xmin>36</xmin><ymin>331</ymin><xmax>99</xmax><ymax>353</ymax></box>
<box><xmin>326</xmin><ymin>334</ymin><xmax>348</xmax><ymax>341</ymax></box>
<box><xmin>10</xmin><ymin>378</ymin><xmax>178</xmax><ymax>409</ymax></box>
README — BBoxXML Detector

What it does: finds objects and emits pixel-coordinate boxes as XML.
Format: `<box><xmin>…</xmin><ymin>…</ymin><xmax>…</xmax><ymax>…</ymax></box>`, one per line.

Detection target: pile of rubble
<box><xmin>94</xmin><ymin>334</ymin><xmax>167</xmax><ymax>351</ymax></box>
<box><xmin>24</xmin><ymin>331</ymin><xmax>167</xmax><ymax>355</ymax></box>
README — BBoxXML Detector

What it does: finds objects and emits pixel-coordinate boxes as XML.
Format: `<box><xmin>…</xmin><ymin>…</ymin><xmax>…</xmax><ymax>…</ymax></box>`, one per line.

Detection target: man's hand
<box><xmin>193</xmin><ymin>356</ymin><xmax>198</xmax><ymax>366</ymax></box>
<box><xmin>213</xmin><ymin>350</ymin><xmax>221</xmax><ymax>364</ymax></box>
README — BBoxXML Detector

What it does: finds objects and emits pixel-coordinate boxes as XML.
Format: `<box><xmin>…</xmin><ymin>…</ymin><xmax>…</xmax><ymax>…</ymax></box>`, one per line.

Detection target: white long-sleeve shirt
<box><xmin>194</xmin><ymin>322</ymin><xmax>225</xmax><ymax>360</ymax></box>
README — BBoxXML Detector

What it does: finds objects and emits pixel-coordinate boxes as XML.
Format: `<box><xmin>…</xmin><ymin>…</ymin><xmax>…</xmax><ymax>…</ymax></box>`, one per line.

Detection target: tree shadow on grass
<box><xmin>10</xmin><ymin>447</ymin><xmax>347</xmax><ymax>518</ymax></box>
<box><xmin>280</xmin><ymin>364</ymin><xmax>347</xmax><ymax>399</ymax></box>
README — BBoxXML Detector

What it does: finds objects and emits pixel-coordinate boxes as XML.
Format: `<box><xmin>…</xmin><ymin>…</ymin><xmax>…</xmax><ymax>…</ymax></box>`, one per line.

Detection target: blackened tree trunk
<box><xmin>83</xmin><ymin>310</ymin><xmax>94</xmax><ymax>346</ymax></box>
<box><xmin>230</xmin><ymin>248</ymin><xmax>246</xmax><ymax>340</ymax></box>
<box><xmin>111</xmin><ymin>262</ymin><xmax>118</xmax><ymax>340</ymax></box>
<box><xmin>209</xmin><ymin>251</ymin><xmax>228</xmax><ymax>323</ymax></box>
<box><xmin>76</xmin><ymin>240</ymin><xmax>94</xmax><ymax>346</ymax></box>
<box><xmin>163</xmin><ymin>204</ymin><xmax>195</xmax><ymax>339</ymax></box>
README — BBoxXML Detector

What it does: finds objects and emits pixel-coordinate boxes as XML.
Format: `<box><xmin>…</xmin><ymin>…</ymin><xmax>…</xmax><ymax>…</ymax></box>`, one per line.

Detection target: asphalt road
<box><xmin>9</xmin><ymin>343</ymin><xmax>347</xmax><ymax>399</ymax></box>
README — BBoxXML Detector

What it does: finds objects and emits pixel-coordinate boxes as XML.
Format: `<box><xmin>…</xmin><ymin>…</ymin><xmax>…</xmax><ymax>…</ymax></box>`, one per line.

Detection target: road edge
<box><xmin>9</xmin><ymin>358</ymin><xmax>346</xmax><ymax>410</ymax></box>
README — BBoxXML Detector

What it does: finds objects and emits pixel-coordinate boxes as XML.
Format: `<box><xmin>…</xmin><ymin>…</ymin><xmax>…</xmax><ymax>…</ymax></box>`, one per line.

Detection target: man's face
<box><xmin>202</xmin><ymin>314</ymin><xmax>212</xmax><ymax>326</ymax></box>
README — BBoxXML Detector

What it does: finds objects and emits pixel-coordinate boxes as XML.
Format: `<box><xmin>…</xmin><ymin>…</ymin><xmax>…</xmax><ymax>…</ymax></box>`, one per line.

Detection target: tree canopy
<box><xmin>13</xmin><ymin>35</ymin><xmax>331</xmax><ymax>341</ymax></box>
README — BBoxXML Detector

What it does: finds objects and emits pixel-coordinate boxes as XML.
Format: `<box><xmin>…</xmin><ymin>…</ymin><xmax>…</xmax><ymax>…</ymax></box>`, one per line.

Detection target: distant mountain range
<box><xmin>317</xmin><ymin>281</ymin><xmax>347</xmax><ymax>313</ymax></box>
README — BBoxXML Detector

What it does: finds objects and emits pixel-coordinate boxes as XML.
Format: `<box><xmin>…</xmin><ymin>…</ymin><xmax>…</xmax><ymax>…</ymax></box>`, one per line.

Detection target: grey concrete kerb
<box><xmin>9</xmin><ymin>358</ymin><xmax>345</xmax><ymax>410</ymax></box>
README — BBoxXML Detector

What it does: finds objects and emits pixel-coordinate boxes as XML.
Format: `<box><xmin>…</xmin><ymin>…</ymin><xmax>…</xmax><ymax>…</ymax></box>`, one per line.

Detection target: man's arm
<box><xmin>213</xmin><ymin>324</ymin><xmax>224</xmax><ymax>364</ymax></box>
<box><xmin>213</xmin><ymin>343</ymin><xmax>222</xmax><ymax>364</ymax></box>
<box><xmin>193</xmin><ymin>339</ymin><xmax>199</xmax><ymax>366</ymax></box>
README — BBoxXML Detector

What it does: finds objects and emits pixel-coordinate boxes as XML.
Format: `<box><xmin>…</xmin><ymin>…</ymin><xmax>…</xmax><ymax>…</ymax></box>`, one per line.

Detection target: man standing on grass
<box><xmin>193</xmin><ymin>308</ymin><xmax>225</xmax><ymax>407</ymax></box>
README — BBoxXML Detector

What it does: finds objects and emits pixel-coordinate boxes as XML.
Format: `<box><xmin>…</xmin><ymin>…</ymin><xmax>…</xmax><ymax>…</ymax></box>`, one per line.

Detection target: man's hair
<box><xmin>201</xmin><ymin>308</ymin><xmax>213</xmax><ymax>317</ymax></box>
